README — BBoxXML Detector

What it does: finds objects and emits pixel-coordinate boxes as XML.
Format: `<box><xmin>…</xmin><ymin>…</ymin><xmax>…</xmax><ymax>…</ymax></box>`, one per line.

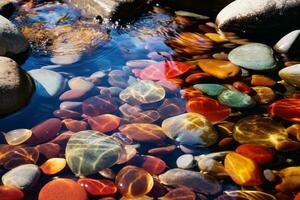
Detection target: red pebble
<box><xmin>139</xmin><ymin>61</ymin><xmax>191</xmax><ymax>80</ymax></box>
<box><xmin>88</xmin><ymin>114</ymin><xmax>120</xmax><ymax>133</ymax></box>
<box><xmin>128</xmin><ymin>155</ymin><xmax>167</xmax><ymax>175</ymax></box>
<box><xmin>269</xmin><ymin>98</ymin><xmax>300</xmax><ymax>123</ymax></box>
<box><xmin>0</xmin><ymin>186</ymin><xmax>24</xmax><ymax>200</ymax></box>
<box><xmin>78</xmin><ymin>178</ymin><xmax>117</xmax><ymax>196</ymax></box>
<box><xmin>28</xmin><ymin>118</ymin><xmax>62</xmax><ymax>145</ymax></box>
<box><xmin>187</xmin><ymin>97</ymin><xmax>231</xmax><ymax>122</ymax></box>
<box><xmin>233</xmin><ymin>81</ymin><xmax>253</xmax><ymax>94</ymax></box>
<box><xmin>63</xmin><ymin>119</ymin><xmax>87</xmax><ymax>132</ymax></box>
<box><xmin>236</xmin><ymin>144</ymin><xmax>274</xmax><ymax>165</ymax></box>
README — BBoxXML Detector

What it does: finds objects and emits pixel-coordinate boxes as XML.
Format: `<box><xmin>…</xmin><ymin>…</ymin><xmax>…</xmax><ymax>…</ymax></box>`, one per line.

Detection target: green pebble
<box><xmin>193</xmin><ymin>84</ymin><xmax>226</xmax><ymax>96</ymax></box>
<box><xmin>218</xmin><ymin>90</ymin><xmax>256</xmax><ymax>109</ymax></box>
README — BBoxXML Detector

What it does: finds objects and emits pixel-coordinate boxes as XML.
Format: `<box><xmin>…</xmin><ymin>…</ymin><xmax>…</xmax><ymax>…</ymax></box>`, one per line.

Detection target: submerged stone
<box><xmin>193</xmin><ymin>83</ymin><xmax>226</xmax><ymax>96</ymax></box>
<box><xmin>161</xmin><ymin>187</ymin><xmax>196</xmax><ymax>200</ymax></box>
<box><xmin>82</xmin><ymin>95</ymin><xmax>118</xmax><ymax>116</ymax></box>
<box><xmin>0</xmin><ymin>185</ymin><xmax>24</xmax><ymax>200</ymax></box>
<box><xmin>198</xmin><ymin>59</ymin><xmax>240</xmax><ymax>79</ymax></box>
<box><xmin>119</xmin><ymin>103</ymin><xmax>160</xmax><ymax>123</ymax></box>
<box><xmin>88</xmin><ymin>114</ymin><xmax>120</xmax><ymax>133</ymax></box>
<box><xmin>269</xmin><ymin>98</ymin><xmax>300</xmax><ymax>122</ymax></box>
<box><xmin>40</xmin><ymin>158</ymin><xmax>67</xmax><ymax>175</ymax></box>
<box><xmin>187</xmin><ymin>96</ymin><xmax>231</xmax><ymax>122</ymax></box>
<box><xmin>119</xmin><ymin>80</ymin><xmax>165</xmax><ymax>105</ymax></box>
<box><xmin>3</xmin><ymin>129</ymin><xmax>32</xmax><ymax>146</ymax></box>
<box><xmin>29</xmin><ymin>69</ymin><xmax>66</xmax><ymax>98</ymax></box>
<box><xmin>274</xmin><ymin>30</ymin><xmax>300</xmax><ymax>54</ymax></box>
<box><xmin>162</xmin><ymin>113</ymin><xmax>218</xmax><ymax>147</ymax></box>
<box><xmin>279</xmin><ymin>64</ymin><xmax>300</xmax><ymax>88</ymax></box>
<box><xmin>116</xmin><ymin>166</ymin><xmax>154</xmax><ymax>198</ymax></box>
<box><xmin>225</xmin><ymin>152</ymin><xmax>264</xmax><ymax>186</ymax></box>
<box><xmin>0</xmin><ymin>146</ymin><xmax>39</xmax><ymax>169</ymax></box>
<box><xmin>159</xmin><ymin>168</ymin><xmax>221</xmax><ymax>195</ymax></box>
<box><xmin>233</xmin><ymin>115</ymin><xmax>288</xmax><ymax>147</ymax></box>
<box><xmin>65</xmin><ymin>130</ymin><xmax>122</xmax><ymax>176</ymax></box>
<box><xmin>236</xmin><ymin>144</ymin><xmax>274</xmax><ymax>165</ymax></box>
<box><xmin>119</xmin><ymin>123</ymin><xmax>166</xmax><ymax>143</ymax></box>
<box><xmin>218</xmin><ymin>90</ymin><xmax>256</xmax><ymax>109</ymax></box>
<box><xmin>28</xmin><ymin>118</ymin><xmax>62</xmax><ymax>145</ymax></box>
<box><xmin>39</xmin><ymin>178</ymin><xmax>88</xmax><ymax>200</ymax></box>
<box><xmin>2</xmin><ymin>164</ymin><xmax>40</xmax><ymax>190</ymax></box>
<box><xmin>77</xmin><ymin>178</ymin><xmax>117</xmax><ymax>196</ymax></box>
<box><xmin>228</xmin><ymin>43</ymin><xmax>276</xmax><ymax>71</ymax></box>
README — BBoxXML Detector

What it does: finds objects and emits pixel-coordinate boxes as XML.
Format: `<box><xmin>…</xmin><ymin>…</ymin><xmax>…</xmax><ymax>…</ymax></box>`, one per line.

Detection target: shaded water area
<box><xmin>1</xmin><ymin>1</ymin><xmax>300</xmax><ymax>200</ymax></box>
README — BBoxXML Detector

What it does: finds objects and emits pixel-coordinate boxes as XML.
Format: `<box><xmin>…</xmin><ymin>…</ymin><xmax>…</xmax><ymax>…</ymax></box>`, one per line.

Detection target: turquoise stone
<box><xmin>65</xmin><ymin>130</ymin><xmax>122</xmax><ymax>176</ymax></box>
<box><xmin>228</xmin><ymin>43</ymin><xmax>276</xmax><ymax>71</ymax></box>
<box><xmin>193</xmin><ymin>84</ymin><xmax>226</xmax><ymax>96</ymax></box>
<box><xmin>218</xmin><ymin>90</ymin><xmax>256</xmax><ymax>109</ymax></box>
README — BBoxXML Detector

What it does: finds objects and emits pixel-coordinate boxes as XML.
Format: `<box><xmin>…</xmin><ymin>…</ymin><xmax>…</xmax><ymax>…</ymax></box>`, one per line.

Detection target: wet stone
<box><xmin>77</xmin><ymin>178</ymin><xmax>117</xmax><ymax>196</ymax></box>
<box><xmin>228</xmin><ymin>43</ymin><xmax>276</xmax><ymax>71</ymax></box>
<box><xmin>139</xmin><ymin>61</ymin><xmax>191</xmax><ymax>80</ymax></box>
<box><xmin>233</xmin><ymin>115</ymin><xmax>288</xmax><ymax>147</ymax></box>
<box><xmin>159</xmin><ymin>168</ymin><xmax>221</xmax><ymax>195</ymax></box>
<box><xmin>128</xmin><ymin>155</ymin><xmax>167</xmax><ymax>175</ymax></box>
<box><xmin>0</xmin><ymin>146</ymin><xmax>39</xmax><ymax>169</ymax></box>
<box><xmin>27</xmin><ymin>118</ymin><xmax>62</xmax><ymax>145</ymax></box>
<box><xmin>186</xmin><ymin>96</ymin><xmax>231</xmax><ymax>122</ymax></box>
<box><xmin>40</xmin><ymin>158</ymin><xmax>66</xmax><ymax>175</ymax></box>
<box><xmin>63</xmin><ymin>119</ymin><xmax>87</xmax><ymax>132</ymax></box>
<box><xmin>82</xmin><ymin>95</ymin><xmax>118</xmax><ymax>117</ymax></box>
<box><xmin>3</xmin><ymin>129</ymin><xmax>32</xmax><ymax>146</ymax></box>
<box><xmin>252</xmin><ymin>86</ymin><xmax>276</xmax><ymax>104</ymax></box>
<box><xmin>120</xmin><ymin>103</ymin><xmax>160</xmax><ymax>123</ymax></box>
<box><xmin>0</xmin><ymin>185</ymin><xmax>24</xmax><ymax>200</ymax></box>
<box><xmin>218</xmin><ymin>90</ymin><xmax>256</xmax><ymax>109</ymax></box>
<box><xmin>225</xmin><ymin>152</ymin><xmax>264</xmax><ymax>186</ymax></box>
<box><xmin>116</xmin><ymin>165</ymin><xmax>154</xmax><ymax>198</ymax></box>
<box><xmin>2</xmin><ymin>164</ymin><xmax>40</xmax><ymax>190</ymax></box>
<box><xmin>162</xmin><ymin>113</ymin><xmax>218</xmax><ymax>147</ymax></box>
<box><xmin>65</xmin><ymin>130</ymin><xmax>122</xmax><ymax>176</ymax></box>
<box><xmin>59</xmin><ymin>89</ymin><xmax>88</xmax><ymax>101</ymax></box>
<box><xmin>119</xmin><ymin>80</ymin><xmax>165</xmax><ymax>105</ymax></box>
<box><xmin>279</xmin><ymin>64</ymin><xmax>300</xmax><ymax>88</ymax></box>
<box><xmin>88</xmin><ymin>114</ymin><xmax>120</xmax><ymax>133</ymax></box>
<box><xmin>269</xmin><ymin>98</ymin><xmax>300</xmax><ymax>123</ymax></box>
<box><xmin>198</xmin><ymin>59</ymin><xmax>240</xmax><ymax>79</ymax></box>
<box><xmin>35</xmin><ymin>143</ymin><xmax>60</xmax><ymax>159</ymax></box>
<box><xmin>39</xmin><ymin>178</ymin><xmax>88</xmax><ymax>200</ymax></box>
<box><xmin>176</xmin><ymin>154</ymin><xmax>195</xmax><ymax>169</ymax></box>
<box><xmin>53</xmin><ymin>109</ymin><xmax>81</xmax><ymax>119</ymax></box>
<box><xmin>119</xmin><ymin>123</ymin><xmax>166</xmax><ymax>143</ymax></box>
<box><xmin>236</xmin><ymin>144</ymin><xmax>274</xmax><ymax>165</ymax></box>
<box><xmin>68</xmin><ymin>77</ymin><xmax>94</xmax><ymax>92</ymax></box>
<box><xmin>29</xmin><ymin>69</ymin><xmax>67</xmax><ymax>98</ymax></box>
<box><xmin>193</xmin><ymin>83</ymin><xmax>226</xmax><ymax>96</ymax></box>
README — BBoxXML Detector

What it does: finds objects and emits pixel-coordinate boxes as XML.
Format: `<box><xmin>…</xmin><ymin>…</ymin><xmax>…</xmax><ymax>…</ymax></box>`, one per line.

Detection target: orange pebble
<box><xmin>295</xmin><ymin>192</ymin><xmax>300</xmax><ymax>200</ymax></box>
<box><xmin>0</xmin><ymin>186</ymin><xmax>24</xmax><ymax>200</ymax></box>
<box><xmin>251</xmin><ymin>75</ymin><xmax>276</xmax><ymax>86</ymax></box>
<box><xmin>236</xmin><ymin>144</ymin><xmax>274</xmax><ymax>165</ymax></box>
<box><xmin>39</xmin><ymin>178</ymin><xmax>88</xmax><ymax>200</ymax></box>
<box><xmin>40</xmin><ymin>158</ymin><xmax>66</xmax><ymax>175</ymax></box>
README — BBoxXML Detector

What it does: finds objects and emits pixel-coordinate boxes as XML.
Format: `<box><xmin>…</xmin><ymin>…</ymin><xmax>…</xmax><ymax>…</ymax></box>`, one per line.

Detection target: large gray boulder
<box><xmin>0</xmin><ymin>57</ymin><xmax>35</xmax><ymax>118</ymax></box>
<box><xmin>66</xmin><ymin>0</ymin><xmax>149</xmax><ymax>21</ymax></box>
<box><xmin>216</xmin><ymin>0</ymin><xmax>300</xmax><ymax>35</ymax></box>
<box><xmin>0</xmin><ymin>0</ymin><xmax>15</xmax><ymax>18</ymax></box>
<box><xmin>0</xmin><ymin>15</ymin><xmax>29</xmax><ymax>61</ymax></box>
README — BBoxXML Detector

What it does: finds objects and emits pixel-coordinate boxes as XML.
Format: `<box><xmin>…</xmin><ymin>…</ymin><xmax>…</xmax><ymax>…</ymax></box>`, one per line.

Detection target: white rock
<box><xmin>279</xmin><ymin>64</ymin><xmax>300</xmax><ymax>88</ymax></box>
<box><xmin>176</xmin><ymin>154</ymin><xmax>195</xmax><ymax>169</ymax></box>
<box><xmin>216</xmin><ymin>0</ymin><xmax>300</xmax><ymax>32</ymax></box>
<box><xmin>29</xmin><ymin>69</ymin><xmax>67</xmax><ymax>98</ymax></box>
<box><xmin>274</xmin><ymin>30</ymin><xmax>300</xmax><ymax>53</ymax></box>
